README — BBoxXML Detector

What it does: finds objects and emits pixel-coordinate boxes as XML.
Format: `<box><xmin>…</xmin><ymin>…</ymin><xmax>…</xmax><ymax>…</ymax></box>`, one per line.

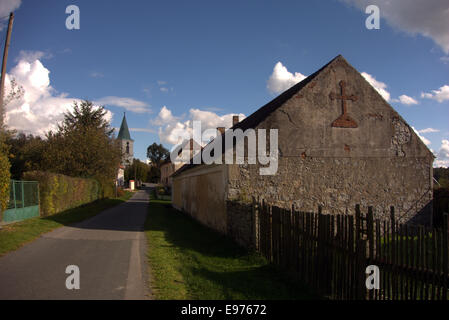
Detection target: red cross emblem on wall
<box><xmin>330</xmin><ymin>80</ymin><xmax>358</xmax><ymax>128</ymax></box>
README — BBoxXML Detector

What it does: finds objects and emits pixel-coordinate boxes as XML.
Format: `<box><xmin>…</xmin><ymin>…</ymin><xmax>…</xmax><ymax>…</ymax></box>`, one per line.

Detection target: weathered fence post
<box><xmin>443</xmin><ymin>213</ymin><xmax>448</xmax><ymax>300</ymax></box>
<box><xmin>356</xmin><ymin>238</ymin><xmax>367</xmax><ymax>300</ymax></box>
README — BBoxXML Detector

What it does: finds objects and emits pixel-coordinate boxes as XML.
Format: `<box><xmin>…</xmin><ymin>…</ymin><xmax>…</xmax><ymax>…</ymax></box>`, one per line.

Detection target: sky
<box><xmin>1</xmin><ymin>0</ymin><xmax>448</xmax><ymax>166</ymax></box>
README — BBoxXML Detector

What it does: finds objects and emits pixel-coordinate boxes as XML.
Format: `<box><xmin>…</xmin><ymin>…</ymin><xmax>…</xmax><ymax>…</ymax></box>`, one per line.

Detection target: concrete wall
<box><xmin>172</xmin><ymin>164</ymin><xmax>228</xmax><ymax>233</ymax></box>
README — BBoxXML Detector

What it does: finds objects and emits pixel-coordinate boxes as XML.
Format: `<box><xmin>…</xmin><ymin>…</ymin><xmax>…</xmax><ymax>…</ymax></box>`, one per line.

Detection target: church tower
<box><xmin>117</xmin><ymin>113</ymin><xmax>134</xmax><ymax>166</ymax></box>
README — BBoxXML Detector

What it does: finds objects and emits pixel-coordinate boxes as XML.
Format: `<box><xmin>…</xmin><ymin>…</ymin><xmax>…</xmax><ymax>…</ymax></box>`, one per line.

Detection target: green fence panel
<box><xmin>2</xmin><ymin>180</ymin><xmax>40</xmax><ymax>223</ymax></box>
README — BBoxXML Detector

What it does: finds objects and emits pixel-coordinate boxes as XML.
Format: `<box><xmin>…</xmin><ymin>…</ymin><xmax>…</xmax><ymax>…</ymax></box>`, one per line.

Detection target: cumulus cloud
<box><xmin>421</xmin><ymin>85</ymin><xmax>449</xmax><ymax>103</ymax></box>
<box><xmin>361</xmin><ymin>72</ymin><xmax>391</xmax><ymax>101</ymax></box>
<box><xmin>341</xmin><ymin>0</ymin><xmax>449</xmax><ymax>54</ymax></box>
<box><xmin>151</xmin><ymin>106</ymin><xmax>178</xmax><ymax>126</ymax></box>
<box><xmin>397</xmin><ymin>94</ymin><xmax>418</xmax><ymax>105</ymax></box>
<box><xmin>418</xmin><ymin>128</ymin><xmax>440</xmax><ymax>134</ymax></box>
<box><xmin>412</xmin><ymin>127</ymin><xmax>431</xmax><ymax>146</ymax></box>
<box><xmin>434</xmin><ymin>139</ymin><xmax>449</xmax><ymax>167</ymax></box>
<box><xmin>0</xmin><ymin>0</ymin><xmax>21</xmax><ymax>30</ymax></box>
<box><xmin>94</xmin><ymin>96</ymin><xmax>150</xmax><ymax>113</ymax></box>
<box><xmin>4</xmin><ymin>53</ymin><xmax>154</xmax><ymax>136</ymax></box>
<box><xmin>267</xmin><ymin>62</ymin><xmax>307</xmax><ymax>94</ymax></box>
<box><xmin>152</xmin><ymin>106</ymin><xmax>245</xmax><ymax>146</ymax></box>
<box><xmin>4</xmin><ymin>55</ymin><xmax>97</xmax><ymax>136</ymax></box>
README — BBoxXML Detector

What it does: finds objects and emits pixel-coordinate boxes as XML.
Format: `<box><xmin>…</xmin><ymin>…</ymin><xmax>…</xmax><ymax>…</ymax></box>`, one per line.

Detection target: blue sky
<box><xmin>1</xmin><ymin>0</ymin><xmax>448</xmax><ymax>166</ymax></box>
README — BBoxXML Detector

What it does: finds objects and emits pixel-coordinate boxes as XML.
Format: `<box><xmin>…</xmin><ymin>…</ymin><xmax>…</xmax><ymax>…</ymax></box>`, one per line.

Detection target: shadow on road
<box><xmin>42</xmin><ymin>187</ymin><xmax>152</xmax><ymax>233</ymax></box>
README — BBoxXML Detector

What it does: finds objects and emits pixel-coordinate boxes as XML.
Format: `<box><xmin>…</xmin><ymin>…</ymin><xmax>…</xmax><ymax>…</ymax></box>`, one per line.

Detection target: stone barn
<box><xmin>172</xmin><ymin>55</ymin><xmax>434</xmax><ymax>245</ymax></box>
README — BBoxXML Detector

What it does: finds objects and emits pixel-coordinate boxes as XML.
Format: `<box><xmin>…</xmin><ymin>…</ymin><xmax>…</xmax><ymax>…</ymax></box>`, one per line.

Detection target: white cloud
<box><xmin>151</xmin><ymin>106</ymin><xmax>178</xmax><ymax>126</ymax></box>
<box><xmin>94</xmin><ymin>96</ymin><xmax>151</xmax><ymax>113</ymax></box>
<box><xmin>397</xmin><ymin>94</ymin><xmax>418</xmax><ymax>105</ymax></box>
<box><xmin>160</xmin><ymin>87</ymin><xmax>169</xmax><ymax>93</ymax></box>
<box><xmin>4</xmin><ymin>55</ymin><xmax>113</xmax><ymax>136</ymax></box>
<box><xmin>267</xmin><ymin>62</ymin><xmax>307</xmax><ymax>94</ymax></box>
<box><xmin>421</xmin><ymin>85</ymin><xmax>449</xmax><ymax>103</ymax></box>
<box><xmin>90</xmin><ymin>71</ymin><xmax>104</xmax><ymax>78</ymax></box>
<box><xmin>440</xmin><ymin>56</ymin><xmax>449</xmax><ymax>64</ymax></box>
<box><xmin>129</xmin><ymin>127</ymin><xmax>156</xmax><ymax>133</ymax></box>
<box><xmin>15</xmin><ymin>50</ymin><xmax>52</xmax><ymax>62</ymax></box>
<box><xmin>361</xmin><ymin>72</ymin><xmax>391</xmax><ymax>101</ymax></box>
<box><xmin>152</xmin><ymin>106</ymin><xmax>245</xmax><ymax>146</ymax></box>
<box><xmin>0</xmin><ymin>0</ymin><xmax>21</xmax><ymax>31</ymax></box>
<box><xmin>342</xmin><ymin>0</ymin><xmax>449</xmax><ymax>54</ymax></box>
<box><xmin>434</xmin><ymin>139</ymin><xmax>449</xmax><ymax>167</ymax></box>
<box><xmin>412</xmin><ymin>127</ymin><xmax>431</xmax><ymax>146</ymax></box>
<box><xmin>418</xmin><ymin>128</ymin><xmax>440</xmax><ymax>134</ymax></box>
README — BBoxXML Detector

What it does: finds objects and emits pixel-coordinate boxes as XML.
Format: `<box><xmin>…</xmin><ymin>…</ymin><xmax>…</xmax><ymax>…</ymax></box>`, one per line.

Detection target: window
<box><xmin>126</xmin><ymin>142</ymin><xmax>130</xmax><ymax>154</ymax></box>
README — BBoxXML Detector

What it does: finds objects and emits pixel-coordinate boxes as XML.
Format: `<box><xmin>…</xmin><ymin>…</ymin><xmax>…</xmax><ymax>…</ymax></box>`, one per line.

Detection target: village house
<box><xmin>160</xmin><ymin>161</ymin><xmax>181</xmax><ymax>188</ymax></box>
<box><xmin>171</xmin><ymin>55</ymin><xmax>434</xmax><ymax>247</ymax></box>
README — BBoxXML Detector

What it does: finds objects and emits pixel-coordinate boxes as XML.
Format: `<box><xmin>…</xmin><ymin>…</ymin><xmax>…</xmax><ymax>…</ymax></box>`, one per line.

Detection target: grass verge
<box><xmin>145</xmin><ymin>199</ymin><xmax>319</xmax><ymax>300</ymax></box>
<box><xmin>0</xmin><ymin>191</ymin><xmax>134</xmax><ymax>257</ymax></box>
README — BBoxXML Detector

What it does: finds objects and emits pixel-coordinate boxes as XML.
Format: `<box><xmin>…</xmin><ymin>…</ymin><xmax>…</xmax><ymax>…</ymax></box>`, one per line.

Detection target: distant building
<box><xmin>160</xmin><ymin>139</ymin><xmax>200</xmax><ymax>188</ymax></box>
<box><xmin>117</xmin><ymin>113</ymin><xmax>134</xmax><ymax>187</ymax></box>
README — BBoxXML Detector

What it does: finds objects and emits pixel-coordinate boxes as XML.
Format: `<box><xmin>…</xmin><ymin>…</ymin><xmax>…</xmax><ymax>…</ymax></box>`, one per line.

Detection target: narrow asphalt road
<box><xmin>0</xmin><ymin>189</ymin><xmax>151</xmax><ymax>300</ymax></box>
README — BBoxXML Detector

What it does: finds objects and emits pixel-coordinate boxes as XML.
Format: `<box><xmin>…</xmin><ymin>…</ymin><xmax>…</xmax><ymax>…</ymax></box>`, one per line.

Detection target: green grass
<box><xmin>0</xmin><ymin>191</ymin><xmax>134</xmax><ymax>257</ymax></box>
<box><xmin>145</xmin><ymin>199</ymin><xmax>319</xmax><ymax>300</ymax></box>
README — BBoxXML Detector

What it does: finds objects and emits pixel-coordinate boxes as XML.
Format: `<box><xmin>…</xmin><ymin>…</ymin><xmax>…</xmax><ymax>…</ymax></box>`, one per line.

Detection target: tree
<box><xmin>42</xmin><ymin>100</ymin><xmax>121</xmax><ymax>197</ymax></box>
<box><xmin>146</xmin><ymin>143</ymin><xmax>169</xmax><ymax>168</ymax></box>
<box><xmin>147</xmin><ymin>165</ymin><xmax>161</xmax><ymax>183</ymax></box>
<box><xmin>58</xmin><ymin>100</ymin><xmax>114</xmax><ymax>136</ymax></box>
<box><xmin>6</xmin><ymin>132</ymin><xmax>46</xmax><ymax>179</ymax></box>
<box><xmin>125</xmin><ymin>158</ymin><xmax>150</xmax><ymax>182</ymax></box>
<box><xmin>1</xmin><ymin>78</ymin><xmax>24</xmax><ymax>130</ymax></box>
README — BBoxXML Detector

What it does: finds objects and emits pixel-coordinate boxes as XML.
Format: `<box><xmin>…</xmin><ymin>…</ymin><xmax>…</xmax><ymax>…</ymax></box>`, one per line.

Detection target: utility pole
<box><xmin>0</xmin><ymin>12</ymin><xmax>14</xmax><ymax>127</ymax></box>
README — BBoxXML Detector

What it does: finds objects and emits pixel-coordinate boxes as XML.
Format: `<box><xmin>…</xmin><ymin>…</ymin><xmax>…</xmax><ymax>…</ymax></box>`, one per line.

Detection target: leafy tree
<box><xmin>147</xmin><ymin>165</ymin><xmax>161</xmax><ymax>183</ymax></box>
<box><xmin>58</xmin><ymin>100</ymin><xmax>114</xmax><ymax>136</ymax></box>
<box><xmin>43</xmin><ymin>100</ymin><xmax>121</xmax><ymax>197</ymax></box>
<box><xmin>125</xmin><ymin>158</ymin><xmax>150</xmax><ymax>182</ymax></box>
<box><xmin>6</xmin><ymin>132</ymin><xmax>46</xmax><ymax>179</ymax></box>
<box><xmin>146</xmin><ymin>143</ymin><xmax>169</xmax><ymax>168</ymax></box>
<box><xmin>434</xmin><ymin>167</ymin><xmax>449</xmax><ymax>189</ymax></box>
<box><xmin>1</xmin><ymin>77</ymin><xmax>24</xmax><ymax>129</ymax></box>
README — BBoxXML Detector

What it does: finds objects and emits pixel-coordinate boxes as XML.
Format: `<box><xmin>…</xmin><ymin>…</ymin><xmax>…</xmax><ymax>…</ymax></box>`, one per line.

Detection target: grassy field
<box><xmin>0</xmin><ymin>191</ymin><xmax>134</xmax><ymax>257</ymax></box>
<box><xmin>145</xmin><ymin>199</ymin><xmax>319</xmax><ymax>300</ymax></box>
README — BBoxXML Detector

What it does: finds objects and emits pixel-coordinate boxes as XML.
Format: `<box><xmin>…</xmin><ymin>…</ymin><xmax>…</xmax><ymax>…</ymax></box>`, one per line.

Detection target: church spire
<box><xmin>117</xmin><ymin>112</ymin><xmax>133</xmax><ymax>141</ymax></box>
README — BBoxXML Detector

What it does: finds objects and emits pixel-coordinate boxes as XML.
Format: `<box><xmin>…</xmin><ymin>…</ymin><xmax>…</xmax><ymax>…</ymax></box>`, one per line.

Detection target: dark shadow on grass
<box><xmin>145</xmin><ymin>199</ymin><xmax>321</xmax><ymax>300</ymax></box>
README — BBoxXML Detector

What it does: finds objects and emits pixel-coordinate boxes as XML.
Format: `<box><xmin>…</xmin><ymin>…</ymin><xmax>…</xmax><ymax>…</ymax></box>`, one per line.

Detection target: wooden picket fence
<box><xmin>253</xmin><ymin>200</ymin><xmax>449</xmax><ymax>300</ymax></box>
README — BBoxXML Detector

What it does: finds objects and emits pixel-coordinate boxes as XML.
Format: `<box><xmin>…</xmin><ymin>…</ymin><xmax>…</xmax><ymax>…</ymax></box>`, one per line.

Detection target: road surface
<box><xmin>0</xmin><ymin>189</ymin><xmax>151</xmax><ymax>300</ymax></box>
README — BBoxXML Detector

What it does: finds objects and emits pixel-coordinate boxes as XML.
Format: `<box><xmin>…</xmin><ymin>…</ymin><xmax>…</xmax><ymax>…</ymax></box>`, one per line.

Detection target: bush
<box><xmin>0</xmin><ymin>151</ymin><xmax>10</xmax><ymax>214</ymax></box>
<box><xmin>117</xmin><ymin>187</ymin><xmax>125</xmax><ymax>198</ymax></box>
<box><xmin>23</xmin><ymin>171</ymin><xmax>102</xmax><ymax>217</ymax></box>
<box><xmin>0</xmin><ymin>135</ymin><xmax>11</xmax><ymax>220</ymax></box>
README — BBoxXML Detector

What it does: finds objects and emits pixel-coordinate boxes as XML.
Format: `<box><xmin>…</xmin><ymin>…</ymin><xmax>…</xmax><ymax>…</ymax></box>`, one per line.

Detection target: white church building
<box><xmin>116</xmin><ymin>113</ymin><xmax>134</xmax><ymax>187</ymax></box>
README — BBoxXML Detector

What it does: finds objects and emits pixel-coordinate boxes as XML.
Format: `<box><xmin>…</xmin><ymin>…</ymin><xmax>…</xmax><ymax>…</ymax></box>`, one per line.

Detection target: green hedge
<box><xmin>0</xmin><ymin>151</ymin><xmax>10</xmax><ymax>218</ymax></box>
<box><xmin>23</xmin><ymin>171</ymin><xmax>102</xmax><ymax>217</ymax></box>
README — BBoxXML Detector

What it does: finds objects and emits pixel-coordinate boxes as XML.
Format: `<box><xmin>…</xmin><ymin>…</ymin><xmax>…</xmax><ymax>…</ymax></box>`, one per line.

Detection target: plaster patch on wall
<box><xmin>390</xmin><ymin>117</ymin><xmax>411</xmax><ymax>157</ymax></box>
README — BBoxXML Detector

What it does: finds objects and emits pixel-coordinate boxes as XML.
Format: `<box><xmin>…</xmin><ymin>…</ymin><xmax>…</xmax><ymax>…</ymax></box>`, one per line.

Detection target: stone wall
<box><xmin>226</xmin><ymin>200</ymin><xmax>257</xmax><ymax>249</ymax></box>
<box><xmin>228</xmin><ymin>156</ymin><xmax>433</xmax><ymax>225</ymax></box>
